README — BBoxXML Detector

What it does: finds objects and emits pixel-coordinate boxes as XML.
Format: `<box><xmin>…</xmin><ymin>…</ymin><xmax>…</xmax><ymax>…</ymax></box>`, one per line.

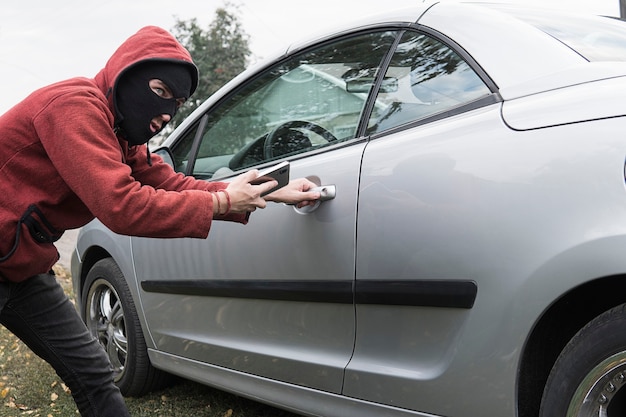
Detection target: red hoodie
<box><xmin>0</xmin><ymin>26</ymin><xmax>246</xmax><ymax>282</ymax></box>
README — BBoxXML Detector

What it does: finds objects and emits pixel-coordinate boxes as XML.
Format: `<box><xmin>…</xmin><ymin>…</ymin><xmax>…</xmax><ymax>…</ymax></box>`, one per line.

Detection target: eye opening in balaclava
<box><xmin>114</xmin><ymin>60</ymin><xmax>194</xmax><ymax>147</ymax></box>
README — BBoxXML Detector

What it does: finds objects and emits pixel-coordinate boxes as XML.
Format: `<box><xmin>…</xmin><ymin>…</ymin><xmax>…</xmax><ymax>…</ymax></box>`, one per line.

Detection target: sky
<box><xmin>0</xmin><ymin>0</ymin><xmax>620</xmax><ymax>114</ymax></box>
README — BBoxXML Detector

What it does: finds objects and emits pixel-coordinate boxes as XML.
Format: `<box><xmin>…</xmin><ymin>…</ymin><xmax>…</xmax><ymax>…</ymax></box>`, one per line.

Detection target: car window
<box><xmin>180</xmin><ymin>31</ymin><xmax>398</xmax><ymax>179</ymax></box>
<box><xmin>169</xmin><ymin>118</ymin><xmax>203</xmax><ymax>174</ymax></box>
<box><xmin>366</xmin><ymin>30</ymin><xmax>491</xmax><ymax>135</ymax></box>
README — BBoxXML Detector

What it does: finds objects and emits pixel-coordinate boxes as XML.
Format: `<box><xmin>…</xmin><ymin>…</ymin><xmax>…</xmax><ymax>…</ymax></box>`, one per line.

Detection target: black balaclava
<box><xmin>114</xmin><ymin>60</ymin><xmax>193</xmax><ymax>146</ymax></box>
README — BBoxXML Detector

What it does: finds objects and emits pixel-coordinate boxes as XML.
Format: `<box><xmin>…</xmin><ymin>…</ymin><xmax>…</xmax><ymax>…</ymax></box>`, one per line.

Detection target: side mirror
<box><xmin>153</xmin><ymin>147</ymin><xmax>175</xmax><ymax>168</ymax></box>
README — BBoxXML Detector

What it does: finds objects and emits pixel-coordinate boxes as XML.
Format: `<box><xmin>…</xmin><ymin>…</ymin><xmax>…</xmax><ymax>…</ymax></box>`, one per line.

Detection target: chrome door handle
<box><xmin>311</xmin><ymin>185</ymin><xmax>336</xmax><ymax>201</ymax></box>
<box><xmin>292</xmin><ymin>184</ymin><xmax>336</xmax><ymax>213</ymax></box>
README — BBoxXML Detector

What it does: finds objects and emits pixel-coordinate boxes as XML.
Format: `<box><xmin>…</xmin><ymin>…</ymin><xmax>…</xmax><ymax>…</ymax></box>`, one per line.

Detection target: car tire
<box><xmin>82</xmin><ymin>257</ymin><xmax>171</xmax><ymax>396</ymax></box>
<box><xmin>539</xmin><ymin>303</ymin><xmax>626</xmax><ymax>417</ymax></box>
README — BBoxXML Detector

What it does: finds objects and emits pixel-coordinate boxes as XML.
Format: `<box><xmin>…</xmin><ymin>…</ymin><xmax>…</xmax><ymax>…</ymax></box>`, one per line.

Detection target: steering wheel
<box><xmin>263</xmin><ymin>120</ymin><xmax>337</xmax><ymax>160</ymax></box>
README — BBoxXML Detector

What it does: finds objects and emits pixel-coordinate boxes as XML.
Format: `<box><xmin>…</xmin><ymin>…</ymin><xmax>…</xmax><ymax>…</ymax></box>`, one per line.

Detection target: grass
<box><xmin>0</xmin><ymin>265</ymin><xmax>301</xmax><ymax>417</ymax></box>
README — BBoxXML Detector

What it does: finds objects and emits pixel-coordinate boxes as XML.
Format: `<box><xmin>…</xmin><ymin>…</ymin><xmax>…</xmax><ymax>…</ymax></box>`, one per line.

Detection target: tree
<box><xmin>163</xmin><ymin>3</ymin><xmax>251</xmax><ymax>135</ymax></box>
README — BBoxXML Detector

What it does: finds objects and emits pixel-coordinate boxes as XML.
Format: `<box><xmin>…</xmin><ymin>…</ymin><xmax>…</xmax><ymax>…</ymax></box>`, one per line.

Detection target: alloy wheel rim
<box><xmin>86</xmin><ymin>278</ymin><xmax>128</xmax><ymax>382</ymax></box>
<box><xmin>567</xmin><ymin>351</ymin><xmax>626</xmax><ymax>417</ymax></box>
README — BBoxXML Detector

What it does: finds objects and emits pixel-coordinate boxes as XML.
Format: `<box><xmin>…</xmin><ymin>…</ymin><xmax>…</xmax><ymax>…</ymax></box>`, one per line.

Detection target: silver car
<box><xmin>71</xmin><ymin>2</ymin><xmax>626</xmax><ymax>416</ymax></box>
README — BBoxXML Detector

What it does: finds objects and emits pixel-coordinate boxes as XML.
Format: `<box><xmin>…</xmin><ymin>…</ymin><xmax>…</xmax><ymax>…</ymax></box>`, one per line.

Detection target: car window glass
<box><xmin>367</xmin><ymin>30</ymin><xmax>490</xmax><ymax>135</ymax></box>
<box><xmin>168</xmin><ymin>121</ymin><xmax>202</xmax><ymax>174</ymax></box>
<box><xmin>188</xmin><ymin>31</ymin><xmax>398</xmax><ymax>179</ymax></box>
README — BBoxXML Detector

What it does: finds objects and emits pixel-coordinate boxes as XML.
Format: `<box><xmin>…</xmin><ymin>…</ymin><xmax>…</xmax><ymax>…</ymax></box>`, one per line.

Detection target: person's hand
<box><xmin>223</xmin><ymin>170</ymin><xmax>278</xmax><ymax>213</ymax></box>
<box><xmin>265</xmin><ymin>178</ymin><xmax>321</xmax><ymax>208</ymax></box>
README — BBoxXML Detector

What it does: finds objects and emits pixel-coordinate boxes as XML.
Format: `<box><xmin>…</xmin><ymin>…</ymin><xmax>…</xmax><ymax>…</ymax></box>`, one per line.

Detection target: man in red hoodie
<box><xmin>0</xmin><ymin>26</ymin><xmax>319</xmax><ymax>416</ymax></box>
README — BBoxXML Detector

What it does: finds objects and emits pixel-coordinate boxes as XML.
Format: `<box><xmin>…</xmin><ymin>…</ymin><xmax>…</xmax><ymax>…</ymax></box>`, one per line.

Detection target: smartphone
<box><xmin>249</xmin><ymin>161</ymin><xmax>290</xmax><ymax>196</ymax></box>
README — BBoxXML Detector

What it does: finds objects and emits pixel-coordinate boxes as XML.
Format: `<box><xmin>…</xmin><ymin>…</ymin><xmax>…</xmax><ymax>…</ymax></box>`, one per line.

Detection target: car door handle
<box><xmin>292</xmin><ymin>184</ymin><xmax>336</xmax><ymax>213</ymax></box>
<box><xmin>311</xmin><ymin>185</ymin><xmax>336</xmax><ymax>201</ymax></box>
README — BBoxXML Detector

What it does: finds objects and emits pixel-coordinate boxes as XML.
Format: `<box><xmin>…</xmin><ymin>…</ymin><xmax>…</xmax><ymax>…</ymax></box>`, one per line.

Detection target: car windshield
<box><xmin>490</xmin><ymin>5</ymin><xmax>626</xmax><ymax>62</ymax></box>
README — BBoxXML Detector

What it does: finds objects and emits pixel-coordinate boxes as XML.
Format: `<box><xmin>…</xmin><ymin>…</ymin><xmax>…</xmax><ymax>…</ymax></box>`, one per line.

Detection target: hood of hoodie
<box><xmin>94</xmin><ymin>26</ymin><xmax>199</xmax><ymax>117</ymax></box>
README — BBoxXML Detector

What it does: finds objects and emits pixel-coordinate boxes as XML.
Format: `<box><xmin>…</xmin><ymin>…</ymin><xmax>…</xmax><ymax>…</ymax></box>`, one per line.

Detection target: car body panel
<box><xmin>71</xmin><ymin>3</ymin><xmax>626</xmax><ymax>416</ymax></box>
<box><xmin>350</xmin><ymin>96</ymin><xmax>626</xmax><ymax>414</ymax></box>
<box><xmin>131</xmin><ymin>142</ymin><xmax>364</xmax><ymax>393</ymax></box>
<box><xmin>148</xmin><ymin>349</ymin><xmax>442</xmax><ymax>417</ymax></box>
<box><xmin>498</xmin><ymin>62</ymin><xmax>626</xmax><ymax>100</ymax></box>
<box><xmin>72</xmin><ymin>224</ymin><xmax>133</xmax><ymax>302</ymax></box>
<box><xmin>502</xmin><ymin>75</ymin><xmax>626</xmax><ymax>129</ymax></box>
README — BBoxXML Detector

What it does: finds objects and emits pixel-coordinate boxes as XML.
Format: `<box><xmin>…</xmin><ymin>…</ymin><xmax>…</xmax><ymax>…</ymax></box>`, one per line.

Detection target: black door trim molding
<box><xmin>141</xmin><ymin>279</ymin><xmax>477</xmax><ymax>309</ymax></box>
<box><xmin>141</xmin><ymin>280</ymin><xmax>353</xmax><ymax>304</ymax></box>
<box><xmin>355</xmin><ymin>280</ymin><xmax>477</xmax><ymax>308</ymax></box>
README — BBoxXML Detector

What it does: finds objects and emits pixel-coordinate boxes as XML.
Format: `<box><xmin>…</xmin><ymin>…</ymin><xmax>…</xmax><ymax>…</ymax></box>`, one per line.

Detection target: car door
<box><xmin>344</xmin><ymin>28</ymin><xmax>500</xmax><ymax>411</ymax></box>
<box><xmin>131</xmin><ymin>30</ymin><xmax>399</xmax><ymax>393</ymax></box>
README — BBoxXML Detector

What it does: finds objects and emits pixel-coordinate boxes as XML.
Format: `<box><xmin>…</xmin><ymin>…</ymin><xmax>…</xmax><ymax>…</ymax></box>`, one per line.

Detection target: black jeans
<box><xmin>0</xmin><ymin>272</ymin><xmax>129</xmax><ymax>417</ymax></box>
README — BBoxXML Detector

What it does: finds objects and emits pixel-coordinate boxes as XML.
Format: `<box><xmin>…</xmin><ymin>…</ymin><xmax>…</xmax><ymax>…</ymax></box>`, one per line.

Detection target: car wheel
<box><xmin>82</xmin><ymin>257</ymin><xmax>170</xmax><ymax>396</ymax></box>
<box><xmin>539</xmin><ymin>303</ymin><xmax>626</xmax><ymax>417</ymax></box>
